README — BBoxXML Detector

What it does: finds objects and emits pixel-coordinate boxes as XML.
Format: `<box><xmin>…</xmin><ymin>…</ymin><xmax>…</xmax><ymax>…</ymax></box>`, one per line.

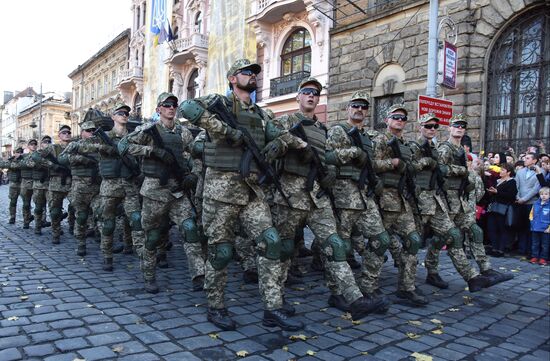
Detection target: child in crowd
<box><xmin>530</xmin><ymin>187</ymin><xmax>550</xmax><ymax>265</ymax></box>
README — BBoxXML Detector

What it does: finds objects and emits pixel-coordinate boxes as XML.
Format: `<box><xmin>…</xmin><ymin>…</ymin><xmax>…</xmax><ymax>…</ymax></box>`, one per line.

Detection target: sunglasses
<box><xmin>60</xmin><ymin>131</ymin><xmax>72</xmax><ymax>135</ymax></box>
<box><xmin>29</xmin><ymin>142</ymin><xmax>38</xmax><ymax>146</ymax></box>
<box><xmin>299</xmin><ymin>88</ymin><xmax>320</xmax><ymax>97</ymax></box>
<box><xmin>114</xmin><ymin>111</ymin><xmax>129</xmax><ymax>117</ymax></box>
<box><xmin>451</xmin><ymin>123</ymin><xmax>467</xmax><ymax>129</ymax></box>
<box><xmin>235</xmin><ymin>69</ymin><xmax>256</xmax><ymax>76</ymax></box>
<box><xmin>160</xmin><ymin>102</ymin><xmax>178</xmax><ymax>108</ymax></box>
<box><xmin>350</xmin><ymin>103</ymin><xmax>369</xmax><ymax>110</ymax></box>
<box><xmin>83</xmin><ymin>128</ymin><xmax>96</xmax><ymax>133</ymax></box>
<box><xmin>422</xmin><ymin>123</ymin><xmax>440</xmax><ymax>130</ymax></box>
<box><xmin>388</xmin><ymin>114</ymin><xmax>408</xmax><ymax>122</ymax></box>
<box><xmin>41</xmin><ymin>140</ymin><xmax>52</xmax><ymax>144</ymax></box>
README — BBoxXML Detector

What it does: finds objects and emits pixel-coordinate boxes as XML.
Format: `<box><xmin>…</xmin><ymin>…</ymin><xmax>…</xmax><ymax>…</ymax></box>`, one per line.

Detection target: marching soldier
<box><xmin>180</xmin><ymin>59</ymin><xmax>302</xmax><ymax>331</ymax></box>
<box><xmin>60</xmin><ymin>121</ymin><xmax>101</xmax><ymax>257</ymax></box>
<box><xmin>122</xmin><ymin>93</ymin><xmax>203</xmax><ymax>294</ymax></box>
<box><xmin>410</xmin><ymin>113</ymin><xmax>490</xmax><ymax>291</ymax></box>
<box><xmin>0</xmin><ymin>147</ymin><xmax>24</xmax><ymax>224</ymax></box>
<box><xmin>20</xmin><ymin>139</ymin><xmax>37</xmax><ymax>229</ymax></box>
<box><xmin>32</xmin><ymin>136</ymin><xmax>52</xmax><ymax>234</ymax></box>
<box><xmin>325</xmin><ymin>91</ymin><xmax>391</xmax><ymax>305</ymax></box>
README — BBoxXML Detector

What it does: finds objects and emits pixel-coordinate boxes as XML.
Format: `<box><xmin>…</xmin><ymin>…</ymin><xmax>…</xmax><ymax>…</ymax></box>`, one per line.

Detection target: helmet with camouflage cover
<box><xmin>178</xmin><ymin>99</ymin><xmax>205</xmax><ymax>124</ymax></box>
<box><xmin>298</xmin><ymin>76</ymin><xmax>322</xmax><ymax>91</ymax></box>
<box><xmin>386</xmin><ymin>103</ymin><xmax>408</xmax><ymax>117</ymax></box>
<box><xmin>157</xmin><ymin>92</ymin><xmax>178</xmax><ymax>106</ymax></box>
<box><xmin>449</xmin><ymin>113</ymin><xmax>467</xmax><ymax>125</ymax></box>
<box><xmin>348</xmin><ymin>90</ymin><xmax>370</xmax><ymax>105</ymax></box>
<box><xmin>80</xmin><ymin>120</ymin><xmax>96</xmax><ymax>130</ymax></box>
<box><xmin>112</xmin><ymin>102</ymin><xmax>131</xmax><ymax>113</ymax></box>
<box><xmin>418</xmin><ymin>112</ymin><xmax>439</xmax><ymax>124</ymax></box>
<box><xmin>226</xmin><ymin>58</ymin><xmax>261</xmax><ymax>79</ymax></box>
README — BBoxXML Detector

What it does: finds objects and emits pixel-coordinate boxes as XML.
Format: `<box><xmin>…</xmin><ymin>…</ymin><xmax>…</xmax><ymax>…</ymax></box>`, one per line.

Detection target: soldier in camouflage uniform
<box><xmin>371</xmin><ymin>104</ymin><xmax>427</xmax><ymax>306</ymax></box>
<box><xmin>37</xmin><ymin>125</ymin><xmax>74</xmax><ymax>244</ymax></box>
<box><xmin>265</xmin><ymin>79</ymin><xmax>389</xmax><ymax>320</ymax></box>
<box><xmin>32</xmin><ymin>136</ymin><xmax>52</xmax><ymax>235</ymax></box>
<box><xmin>60</xmin><ymin>121</ymin><xmax>101</xmax><ymax>257</ymax></box>
<box><xmin>325</xmin><ymin>91</ymin><xmax>391</xmax><ymax>308</ymax></box>
<box><xmin>19</xmin><ymin>139</ymin><xmax>38</xmax><ymax>229</ymax></box>
<box><xmin>179</xmin><ymin>59</ymin><xmax>302</xmax><ymax>331</ymax></box>
<box><xmin>0</xmin><ymin>147</ymin><xmax>24</xmax><ymax>224</ymax></box>
<box><xmin>122</xmin><ymin>93</ymin><xmax>202</xmax><ymax>294</ymax></box>
<box><xmin>428</xmin><ymin>114</ymin><xmax>513</xmax><ymax>286</ymax></box>
<box><xmin>410</xmin><ymin>113</ymin><xmax>490</xmax><ymax>292</ymax></box>
<box><xmin>75</xmin><ymin>103</ymin><xmax>143</xmax><ymax>270</ymax></box>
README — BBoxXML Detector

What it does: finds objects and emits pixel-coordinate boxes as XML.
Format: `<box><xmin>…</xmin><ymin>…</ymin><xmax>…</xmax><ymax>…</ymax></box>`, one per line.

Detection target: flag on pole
<box><xmin>150</xmin><ymin>0</ymin><xmax>173</xmax><ymax>46</ymax></box>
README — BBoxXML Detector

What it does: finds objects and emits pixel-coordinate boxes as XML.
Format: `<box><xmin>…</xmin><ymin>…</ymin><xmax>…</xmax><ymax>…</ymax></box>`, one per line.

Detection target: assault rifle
<box><xmin>94</xmin><ymin>127</ymin><xmax>140</xmax><ymax>178</ymax></box>
<box><xmin>387</xmin><ymin>136</ymin><xmax>422</xmax><ymax>218</ymax></box>
<box><xmin>347</xmin><ymin>126</ymin><xmax>378</xmax><ymax>196</ymax></box>
<box><xmin>44</xmin><ymin>153</ymin><xmax>70</xmax><ymax>186</ymax></box>
<box><xmin>289</xmin><ymin>121</ymin><xmax>339</xmax><ymax>221</ymax></box>
<box><xmin>206</xmin><ymin>97</ymin><xmax>292</xmax><ymax>208</ymax></box>
<box><xmin>421</xmin><ymin>139</ymin><xmax>449</xmax><ymax>206</ymax></box>
<box><xmin>458</xmin><ymin>149</ymin><xmax>470</xmax><ymax>200</ymax></box>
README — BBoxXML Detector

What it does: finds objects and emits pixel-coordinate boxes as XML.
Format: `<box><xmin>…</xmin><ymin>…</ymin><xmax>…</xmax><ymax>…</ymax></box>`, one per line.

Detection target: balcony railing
<box><xmin>172</xmin><ymin>33</ymin><xmax>208</xmax><ymax>52</ymax></box>
<box><xmin>270</xmin><ymin>71</ymin><xmax>310</xmax><ymax>97</ymax></box>
<box><xmin>118</xmin><ymin>67</ymin><xmax>143</xmax><ymax>84</ymax></box>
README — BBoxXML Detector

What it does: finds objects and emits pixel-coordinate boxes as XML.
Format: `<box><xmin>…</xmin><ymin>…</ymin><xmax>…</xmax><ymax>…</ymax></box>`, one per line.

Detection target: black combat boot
<box><xmin>112</xmin><ymin>243</ymin><xmax>124</xmax><ymax>254</ymax></box>
<box><xmin>426</xmin><ymin>273</ymin><xmax>449</xmax><ymax>289</ymax></box>
<box><xmin>328</xmin><ymin>294</ymin><xmax>350</xmax><ymax>312</ymax></box>
<box><xmin>76</xmin><ymin>244</ymin><xmax>86</xmax><ymax>257</ymax></box>
<box><xmin>349</xmin><ymin>296</ymin><xmax>388</xmax><ymax>320</ymax></box>
<box><xmin>310</xmin><ymin>255</ymin><xmax>324</xmax><ymax>272</ymax></box>
<box><xmin>468</xmin><ymin>274</ymin><xmax>490</xmax><ymax>292</ymax></box>
<box><xmin>144</xmin><ymin>279</ymin><xmax>159</xmax><ymax>294</ymax></box>
<box><xmin>243</xmin><ymin>269</ymin><xmax>258</xmax><ymax>284</ymax></box>
<box><xmin>482</xmin><ymin>269</ymin><xmax>513</xmax><ymax>286</ymax></box>
<box><xmin>208</xmin><ymin>308</ymin><xmax>236</xmax><ymax>330</ymax></box>
<box><xmin>157</xmin><ymin>253</ymin><xmax>168</xmax><ymax>268</ymax></box>
<box><xmin>363</xmin><ymin>291</ymin><xmax>391</xmax><ymax>314</ymax></box>
<box><xmin>263</xmin><ymin>309</ymin><xmax>303</xmax><ymax>331</ymax></box>
<box><xmin>395</xmin><ymin>290</ymin><xmax>429</xmax><ymax>307</ymax></box>
<box><xmin>192</xmin><ymin>275</ymin><xmax>204</xmax><ymax>291</ymax></box>
<box><xmin>8</xmin><ymin>217</ymin><xmax>15</xmax><ymax>224</ymax></box>
<box><xmin>297</xmin><ymin>246</ymin><xmax>312</xmax><ymax>258</ymax></box>
<box><xmin>122</xmin><ymin>245</ymin><xmax>133</xmax><ymax>255</ymax></box>
<box><xmin>281</xmin><ymin>298</ymin><xmax>296</xmax><ymax>316</ymax></box>
<box><xmin>52</xmin><ymin>236</ymin><xmax>60</xmax><ymax>245</ymax></box>
<box><xmin>102</xmin><ymin>258</ymin><xmax>113</xmax><ymax>272</ymax></box>
<box><xmin>23</xmin><ymin>223</ymin><xmax>30</xmax><ymax>229</ymax></box>
<box><xmin>42</xmin><ymin>221</ymin><xmax>51</xmax><ymax>228</ymax></box>
<box><xmin>347</xmin><ymin>254</ymin><xmax>361</xmax><ymax>269</ymax></box>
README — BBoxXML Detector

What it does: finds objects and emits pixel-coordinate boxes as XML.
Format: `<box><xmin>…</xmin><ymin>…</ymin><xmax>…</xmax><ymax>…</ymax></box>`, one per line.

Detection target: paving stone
<box><xmin>163</xmin><ymin>351</ymin><xmax>203</xmax><ymax>361</ymax></box>
<box><xmin>0</xmin><ymin>348</ymin><xmax>22</xmax><ymax>361</ymax></box>
<box><xmin>134</xmin><ymin>330</ymin><xmax>170</xmax><ymax>344</ymax></box>
<box><xmin>430</xmin><ymin>347</ymin><xmax>467</xmax><ymax>360</ymax></box>
<box><xmin>24</xmin><ymin>344</ymin><xmax>56</xmax><ymax>357</ymax></box>
<box><xmin>0</xmin><ymin>335</ymin><xmax>30</xmax><ymax>348</ymax></box>
<box><xmin>30</xmin><ymin>330</ymin><xmax>63</xmax><ymax>343</ymax></box>
<box><xmin>55</xmin><ymin>337</ymin><xmax>90</xmax><ymax>352</ymax></box>
<box><xmin>179</xmin><ymin>335</ymin><xmax>223</xmax><ymax>350</ymax></box>
<box><xmin>62</xmin><ymin>327</ymin><xmax>91</xmax><ymax>338</ymax></box>
<box><xmin>374</xmin><ymin>346</ymin><xmax>411</xmax><ymax>360</ymax></box>
<box><xmin>87</xmin><ymin>331</ymin><xmax>132</xmax><ymax>346</ymax></box>
<box><xmin>226</xmin><ymin>339</ymin><xmax>268</xmax><ymax>353</ymax></box>
<box><xmin>77</xmin><ymin>346</ymin><xmax>118</xmax><ymax>361</ymax></box>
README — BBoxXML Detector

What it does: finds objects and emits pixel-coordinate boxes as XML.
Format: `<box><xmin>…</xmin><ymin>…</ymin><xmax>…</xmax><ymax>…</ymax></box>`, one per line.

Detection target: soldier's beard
<box><xmin>236</xmin><ymin>80</ymin><xmax>257</xmax><ymax>92</ymax></box>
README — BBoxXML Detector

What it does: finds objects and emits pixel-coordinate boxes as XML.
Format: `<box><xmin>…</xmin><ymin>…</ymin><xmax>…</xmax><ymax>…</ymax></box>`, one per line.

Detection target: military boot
<box><xmin>144</xmin><ymin>279</ymin><xmax>159</xmax><ymax>294</ymax></box>
<box><xmin>297</xmin><ymin>246</ymin><xmax>312</xmax><ymax>258</ymax></box>
<box><xmin>143</xmin><ymin>249</ymin><xmax>158</xmax><ymax>293</ymax></box>
<box><xmin>52</xmin><ymin>235</ymin><xmax>60</xmax><ymax>245</ymax></box>
<box><xmin>310</xmin><ymin>254</ymin><xmax>324</xmax><ymax>272</ymax></box>
<box><xmin>192</xmin><ymin>275</ymin><xmax>204</xmax><ymax>291</ymax></box>
<box><xmin>395</xmin><ymin>290</ymin><xmax>429</xmax><ymax>307</ymax></box>
<box><xmin>328</xmin><ymin>294</ymin><xmax>350</xmax><ymax>312</ymax></box>
<box><xmin>281</xmin><ymin>298</ymin><xmax>296</xmax><ymax>316</ymax></box>
<box><xmin>207</xmin><ymin>308</ymin><xmax>236</xmax><ymax>331</ymax></box>
<box><xmin>482</xmin><ymin>269</ymin><xmax>514</xmax><ymax>286</ymax></box>
<box><xmin>122</xmin><ymin>244</ymin><xmax>133</xmax><ymax>255</ymax></box>
<box><xmin>426</xmin><ymin>273</ymin><xmax>449</xmax><ymax>289</ymax></box>
<box><xmin>9</xmin><ymin>217</ymin><xmax>15</xmax><ymax>224</ymax></box>
<box><xmin>156</xmin><ymin>253</ymin><xmax>168</xmax><ymax>268</ymax></box>
<box><xmin>347</xmin><ymin>254</ymin><xmax>361</xmax><ymax>269</ymax></box>
<box><xmin>263</xmin><ymin>309</ymin><xmax>303</xmax><ymax>331</ymax></box>
<box><xmin>23</xmin><ymin>222</ymin><xmax>30</xmax><ymax>229</ymax></box>
<box><xmin>349</xmin><ymin>296</ymin><xmax>389</xmax><ymax>321</ymax></box>
<box><xmin>76</xmin><ymin>242</ymin><xmax>86</xmax><ymax>257</ymax></box>
<box><xmin>112</xmin><ymin>243</ymin><xmax>124</xmax><ymax>254</ymax></box>
<box><xmin>243</xmin><ymin>269</ymin><xmax>258</xmax><ymax>284</ymax></box>
<box><xmin>468</xmin><ymin>275</ymin><xmax>490</xmax><ymax>292</ymax></box>
<box><xmin>102</xmin><ymin>258</ymin><xmax>113</xmax><ymax>272</ymax></box>
<box><xmin>42</xmin><ymin>221</ymin><xmax>51</xmax><ymax>228</ymax></box>
<box><xmin>363</xmin><ymin>290</ymin><xmax>391</xmax><ymax>314</ymax></box>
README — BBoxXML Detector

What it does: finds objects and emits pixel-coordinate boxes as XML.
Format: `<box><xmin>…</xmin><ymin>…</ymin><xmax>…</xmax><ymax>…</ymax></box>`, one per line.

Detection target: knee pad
<box><xmin>280</xmin><ymin>239</ymin><xmax>295</xmax><ymax>261</ymax></box>
<box><xmin>402</xmin><ymin>231</ymin><xmax>422</xmax><ymax>255</ymax></box>
<box><xmin>50</xmin><ymin>207</ymin><xmax>62</xmax><ymax>221</ymax></box>
<box><xmin>446</xmin><ymin>227</ymin><xmax>463</xmax><ymax>249</ymax></box>
<box><xmin>102</xmin><ymin>218</ymin><xmax>116</xmax><ymax>236</ymax></box>
<box><xmin>368</xmin><ymin>231</ymin><xmax>391</xmax><ymax>257</ymax></box>
<box><xmin>180</xmin><ymin>218</ymin><xmax>199</xmax><ymax>243</ymax></box>
<box><xmin>469</xmin><ymin>224</ymin><xmax>483</xmax><ymax>244</ymax></box>
<box><xmin>208</xmin><ymin>242</ymin><xmax>234</xmax><ymax>270</ymax></box>
<box><xmin>256</xmin><ymin>227</ymin><xmax>281</xmax><ymax>261</ymax></box>
<box><xmin>325</xmin><ymin>233</ymin><xmax>350</xmax><ymax>262</ymax></box>
<box><xmin>76</xmin><ymin>210</ymin><xmax>89</xmax><ymax>226</ymax></box>
<box><xmin>145</xmin><ymin>229</ymin><xmax>161</xmax><ymax>250</ymax></box>
<box><xmin>129</xmin><ymin>211</ymin><xmax>142</xmax><ymax>232</ymax></box>
<box><xmin>430</xmin><ymin>235</ymin><xmax>446</xmax><ymax>250</ymax></box>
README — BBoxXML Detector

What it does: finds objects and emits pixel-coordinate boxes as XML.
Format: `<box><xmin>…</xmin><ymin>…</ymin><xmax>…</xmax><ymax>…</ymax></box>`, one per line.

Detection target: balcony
<box><xmin>118</xmin><ymin>67</ymin><xmax>143</xmax><ymax>86</ymax></box>
<box><xmin>248</xmin><ymin>0</ymin><xmax>306</xmax><ymax>24</ymax></box>
<box><xmin>163</xmin><ymin>33</ymin><xmax>208</xmax><ymax>65</ymax></box>
<box><xmin>270</xmin><ymin>71</ymin><xmax>310</xmax><ymax>97</ymax></box>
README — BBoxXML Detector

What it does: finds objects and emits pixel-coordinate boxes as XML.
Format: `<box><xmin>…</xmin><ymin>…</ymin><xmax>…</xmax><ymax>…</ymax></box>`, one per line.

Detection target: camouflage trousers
<box><xmin>454</xmin><ymin>210</ymin><xmax>490</xmax><ymax>272</ymax></box>
<box><xmin>235</xmin><ymin>225</ymin><xmax>257</xmax><ymax>272</ymax></box>
<box><xmin>20</xmin><ymin>179</ymin><xmax>34</xmax><ymax>224</ymax></box>
<box><xmin>141</xmin><ymin>195</ymin><xmax>201</xmax><ymax>283</ymax></box>
<box><xmin>32</xmin><ymin>188</ymin><xmax>48</xmax><ymax>232</ymax></box>
<box><xmin>202</xmin><ymin>196</ymin><xmax>283</xmax><ymax>310</ymax></box>
<box><xmin>422</xmin><ymin>203</ymin><xmax>479</xmax><ymax>281</ymax></box>
<box><xmin>272</xmin><ymin>203</ymin><xmax>363</xmax><ymax>304</ymax></box>
<box><xmin>8</xmin><ymin>184</ymin><xmax>20</xmax><ymax>221</ymax></box>
<box><xmin>70</xmin><ymin>191</ymin><xmax>100</xmax><ymax>245</ymax></box>
<box><xmin>48</xmin><ymin>190</ymin><xmax>72</xmax><ymax>239</ymax></box>
<box><xmin>382</xmin><ymin>204</ymin><xmax>420</xmax><ymax>292</ymax></box>
<box><xmin>337</xmin><ymin>198</ymin><xmax>387</xmax><ymax>295</ymax></box>
<box><xmin>101</xmin><ymin>193</ymin><xmax>144</xmax><ymax>260</ymax></box>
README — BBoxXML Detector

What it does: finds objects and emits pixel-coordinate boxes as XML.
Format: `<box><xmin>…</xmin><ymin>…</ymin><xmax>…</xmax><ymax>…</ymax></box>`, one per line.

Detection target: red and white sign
<box><xmin>438</xmin><ymin>41</ymin><xmax>458</xmax><ymax>89</ymax></box>
<box><xmin>418</xmin><ymin>95</ymin><xmax>453</xmax><ymax>125</ymax></box>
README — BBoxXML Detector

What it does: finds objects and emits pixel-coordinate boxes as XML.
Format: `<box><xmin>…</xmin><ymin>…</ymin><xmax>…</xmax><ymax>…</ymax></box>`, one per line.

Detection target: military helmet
<box><xmin>113</xmin><ymin>102</ymin><xmax>131</xmax><ymax>113</ymax></box>
<box><xmin>178</xmin><ymin>100</ymin><xmax>205</xmax><ymax>123</ymax></box>
<box><xmin>449</xmin><ymin>113</ymin><xmax>467</xmax><ymax>125</ymax></box>
<box><xmin>157</xmin><ymin>92</ymin><xmax>178</xmax><ymax>106</ymax></box>
<box><xmin>386</xmin><ymin>103</ymin><xmax>408</xmax><ymax>117</ymax></box>
<box><xmin>418</xmin><ymin>113</ymin><xmax>440</xmax><ymax>124</ymax></box>
<box><xmin>226</xmin><ymin>58</ymin><xmax>261</xmax><ymax>79</ymax></box>
<box><xmin>348</xmin><ymin>90</ymin><xmax>370</xmax><ymax>105</ymax></box>
<box><xmin>298</xmin><ymin>76</ymin><xmax>322</xmax><ymax>91</ymax></box>
<box><xmin>80</xmin><ymin>120</ymin><xmax>96</xmax><ymax>130</ymax></box>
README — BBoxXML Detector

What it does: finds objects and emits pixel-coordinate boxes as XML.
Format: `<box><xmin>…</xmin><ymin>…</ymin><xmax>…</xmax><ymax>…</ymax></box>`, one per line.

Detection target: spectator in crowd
<box><xmin>486</xmin><ymin>163</ymin><xmax>517</xmax><ymax>257</ymax></box>
<box><xmin>514</xmin><ymin>160</ymin><xmax>525</xmax><ymax>173</ymax></box>
<box><xmin>534</xmin><ymin>161</ymin><xmax>549</xmax><ymax>187</ymax></box>
<box><xmin>515</xmin><ymin>153</ymin><xmax>541</xmax><ymax>257</ymax></box>
<box><xmin>529</xmin><ymin>187</ymin><xmax>550</xmax><ymax>265</ymax></box>
<box><xmin>486</xmin><ymin>152</ymin><xmax>508</xmax><ymax>189</ymax></box>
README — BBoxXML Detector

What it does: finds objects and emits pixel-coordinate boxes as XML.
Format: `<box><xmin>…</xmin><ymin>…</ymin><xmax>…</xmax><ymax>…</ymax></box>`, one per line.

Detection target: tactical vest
<box><xmin>203</xmin><ymin>105</ymin><xmax>265</xmax><ymax>173</ymax></box>
<box><xmin>283</xmin><ymin>118</ymin><xmax>326</xmax><ymax>178</ymax></box>
<box><xmin>413</xmin><ymin>140</ymin><xmax>438</xmax><ymax>190</ymax></box>
<box><xmin>71</xmin><ymin>152</ymin><xmax>99</xmax><ymax>178</ymax></box>
<box><xmin>48</xmin><ymin>145</ymin><xmax>68</xmax><ymax>178</ymax></box>
<box><xmin>440</xmin><ymin>141</ymin><xmax>464</xmax><ymax>190</ymax></box>
<box><xmin>8</xmin><ymin>168</ymin><xmax>21</xmax><ymax>183</ymax></box>
<box><xmin>99</xmin><ymin>137</ymin><xmax>135</xmax><ymax>179</ymax></box>
<box><xmin>142</xmin><ymin>124</ymin><xmax>187</xmax><ymax>178</ymax></box>
<box><xmin>381</xmin><ymin>137</ymin><xmax>412</xmax><ymax>188</ymax></box>
<box><xmin>335</xmin><ymin>124</ymin><xmax>375</xmax><ymax>182</ymax></box>
<box><xmin>20</xmin><ymin>156</ymin><xmax>33</xmax><ymax>179</ymax></box>
<box><xmin>32</xmin><ymin>167</ymin><xmax>49</xmax><ymax>182</ymax></box>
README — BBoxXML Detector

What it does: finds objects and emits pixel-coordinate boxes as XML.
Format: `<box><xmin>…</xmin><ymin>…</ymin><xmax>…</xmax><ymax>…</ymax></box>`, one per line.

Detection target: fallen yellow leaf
<box><xmin>292</xmin><ymin>287</ymin><xmax>305</xmax><ymax>291</ymax></box>
<box><xmin>306</xmin><ymin>350</ymin><xmax>316</xmax><ymax>356</ymax></box>
<box><xmin>112</xmin><ymin>345</ymin><xmax>124</xmax><ymax>353</ymax></box>
<box><xmin>448</xmin><ymin>308</ymin><xmax>460</xmax><ymax>312</ymax></box>
<box><xmin>319</xmin><ymin>308</ymin><xmax>328</xmax><ymax>312</ymax></box>
<box><xmin>352</xmin><ymin>320</ymin><xmax>362</xmax><ymax>325</ymax></box>
<box><xmin>20</xmin><ymin>295</ymin><xmax>29</xmax><ymax>301</ymax></box>
<box><xmin>408</xmin><ymin>320</ymin><xmax>422</xmax><ymax>326</ymax></box>
<box><xmin>335</xmin><ymin>326</ymin><xmax>342</xmax><ymax>332</ymax></box>
<box><xmin>430</xmin><ymin>319</ymin><xmax>442</xmax><ymax>324</ymax></box>
<box><xmin>209</xmin><ymin>333</ymin><xmax>219</xmax><ymax>339</ymax></box>
<box><xmin>289</xmin><ymin>334</ymin><xmax>308</xmax><ymax>341</ymax></box>
<box><xmin>341</xmin><ymin>312</ymin><xmax>352</xmax><ymax>320</ymax></box>
<box><xmin>292</xmin><ymin>301</ymin><xmax>300</xmax><ymax>305</ymax></box>
<box><xmin>411</xmin><ymin>352</ymin><xmax>433</xmax><ymax>361</ymax></box>
<box><xmin>406</xmin><ymin>332</ymin><xmax>421</xmax><ymax>339</ymax></box>
<box><xmin>431</xmin><ymin>329</ymin><xmax>443</xmax><ymax>335</ymax></box>
<box><xmin>361</xmin><ymin>351</ymin><xmax>369</xmax><ymax>355</ymax></box>
<box><xmin>7</xmin><ymin>316</ymin><xmax>19</xmax><ymax>321</ymax></box>
<box><xmin>236</xmin><ymin>350</ymin><xmax>249</xmax><ymax>357</ymax></box>
<box><xmin>73</xmin><ymin>358</ymin><xmax>86</xmax><ymax>361</ymax></box>
<box><xmin>35</xmin><ymin>304</ymin><xmax>42</xmax><ymax>308</ymax></box>
<box><xmin>282</xmin><ymin>346</ymin><xmax>289</xmax><ymax>351</ymax></box>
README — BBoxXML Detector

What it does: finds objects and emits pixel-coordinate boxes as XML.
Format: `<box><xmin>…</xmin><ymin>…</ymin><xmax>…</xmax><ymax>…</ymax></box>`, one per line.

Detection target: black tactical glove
<box><xmin>182</xmin><ymin>173</ymin><xmax>198</xmax><ymax>191</ymax></box>
<box><xmin>464</xmin><ymin>181</ymin><xmax>475</xmax><ymax>194</ymax></box>
<box><xmin>394</xmin><ymin>159</ymin><xmax>406</xmax><ymax>174</ymax></box>
<box><xmin>151</xmin><ymin>148</ymin><xmax>175</xmax><ymax>164</ymax></box>
<box><xmin>354</xmin><ymin>149</ymin><xmax>368</xmax><ymax>168</ymax></box>
<box><xmin>300</xmin><ymin>145</ymin><xmax>315</xmax><ymax>164</ymax></box>
<box><xmin>319</xmin><ymin>171</ymin><xmax>336</xmax><ymax>189</ymax></box>
<box><xmin>261</xmin><ymin>138</ymin><xmax>285</xmax><ymax>163</ymax></box>
<box><xmin>438</xmin><ymin>164</ymin><xmax>449</xmax><ymax>176</ymax></box>
<box><xmin>226</xmin><ymin>127</ymin><xmax>244</xmax><ymax>147</ymax></box>
<box><xmin>98</xmin><ymin>144</ymin><xmax>118</xmax><ymax>156</ymax></box>
<box><xmin>374</xmin><ymin>178</ymin><xmax>384</xmax><ymax>197</ymax></box>
<box><xmin>424</xmin><ymin>158</ymin><xmax>438</xmax><ymax>170</ymax></box>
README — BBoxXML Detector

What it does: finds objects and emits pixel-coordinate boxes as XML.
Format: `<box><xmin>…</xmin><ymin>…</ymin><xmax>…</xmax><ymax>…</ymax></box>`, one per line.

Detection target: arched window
<box><xmin>485</xmin><ymin>7</ymin><xmax>549</xmax><ymax>153</ymax></box>
<box><xmin>281</xmin><ymin>28</ymin><xmax>311</xmax><ymax>76</ymax></box>
<box><xmin>134</xmin><ymin>93</ymin><xmax>142</xmax><ymax>117</ymax></box>
<box><xmin>195</xmin><ymin>12</ymin><xmax>202</xmax><ymax>33</ymax></box>
<box><xmin>187</xmin><ymin>69</ymin><xmax>199</xmax><ymax>99</ymax></box>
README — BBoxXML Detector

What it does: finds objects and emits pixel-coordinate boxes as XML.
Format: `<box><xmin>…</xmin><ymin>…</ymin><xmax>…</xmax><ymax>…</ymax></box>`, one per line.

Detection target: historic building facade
<box><xmin>327</xmin><ymin>0</ymin><xmax>549</xmax><ymax>153</ymax></box>
<box><xmin>69</xmin><ymin>29</ymin><xmax>130</xmax><ymax>130</ymax></box>
<box><xmin>1</xmin><ymin>88</ymin><xmax>37</xmax><ymax>153</ymax></box>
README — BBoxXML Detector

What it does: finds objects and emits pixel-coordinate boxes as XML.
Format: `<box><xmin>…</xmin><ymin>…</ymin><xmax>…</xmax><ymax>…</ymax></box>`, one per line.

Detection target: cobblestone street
<box><xmin>0</xmin><ymin>185</ymin><xmax>549</xmax><ymax>361</ymax></box>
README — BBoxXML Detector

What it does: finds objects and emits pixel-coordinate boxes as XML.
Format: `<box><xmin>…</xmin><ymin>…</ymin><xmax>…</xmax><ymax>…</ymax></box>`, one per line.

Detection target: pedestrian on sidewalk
<box><xmin>529</xmin><ymin>187</ymin><xmax>550</xmax><ymax>265</ymax></box>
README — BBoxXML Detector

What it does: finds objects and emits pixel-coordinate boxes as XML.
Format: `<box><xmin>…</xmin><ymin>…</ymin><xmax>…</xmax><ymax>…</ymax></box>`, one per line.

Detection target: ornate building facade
<box><xmin>327</xmin><ymin>0</ymin><xmax>549</xmax><ymax>153</ymax></box>
<box><xmin>69</xmin><ymin>29</ymin><xmax>130</xmax><ymax>130</ymax></box>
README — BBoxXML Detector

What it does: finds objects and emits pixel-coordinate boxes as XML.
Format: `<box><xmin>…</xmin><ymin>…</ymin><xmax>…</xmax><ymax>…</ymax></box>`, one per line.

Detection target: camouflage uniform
<box><xmin>20</xmin><ymin>148</ymin><xmax>49</xmax><ymax>234</ymax></box>
<box><xmin>326</xmin><ymin>121</ymin><xmax>389</xmax><ymax>295</ymax></box>
<box><xmin>123</xmin><ymin>103</ymin><xmax>201</xmax><ymax>290</ymax></box>
<box><xmin>19</xmin><ymin>152</ymin><xmax>35</xmax><ymax>227</ymax></box>
<box><xmin>0</xmin><ymin>153</ymin><xmax>23</xmax><ymax>223</ymax></box>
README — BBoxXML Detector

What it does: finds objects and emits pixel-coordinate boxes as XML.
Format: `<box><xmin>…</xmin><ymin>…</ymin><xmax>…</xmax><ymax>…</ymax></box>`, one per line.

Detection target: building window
<box><xmin>187</xmin><ymin>69</ymin><xmax>199</xmax><ymax>99</ymax></box>
<box><xmin>112</xmin><ymin>71</ymin><xmax>117</xmax><ymax>90</ymax></box>
<box><xmin>485</xmin><ymin>7</ymin><xmax>550</xmax><ymax>153</ymax></box>
<box><xmin>195</xmin><ymin>12</ymin><xmax>202</xmax><ymax>33</ymax></box>
<box><xmin>91</xmin><ymin>84</ymin><xmax>95</xmax><ymax>101</ymax></box>
<box><xmin>97</xmin><ymin>79</ymin><xmax>102</xmax><ymax>97</ymax></box>
<box><xmin>104</xmin><ymin>75</ymin><xmax>109</xmax><ymax>94</ymax></box>
<box><xmin>281</xmin><ymin>28</ymin><xmax>312</xmax><ymax>76</ymax></box>
<box><xmin>373</xmin><ymin>93</ymin><xmax>404</xmax><ymax>129</ymax></box>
